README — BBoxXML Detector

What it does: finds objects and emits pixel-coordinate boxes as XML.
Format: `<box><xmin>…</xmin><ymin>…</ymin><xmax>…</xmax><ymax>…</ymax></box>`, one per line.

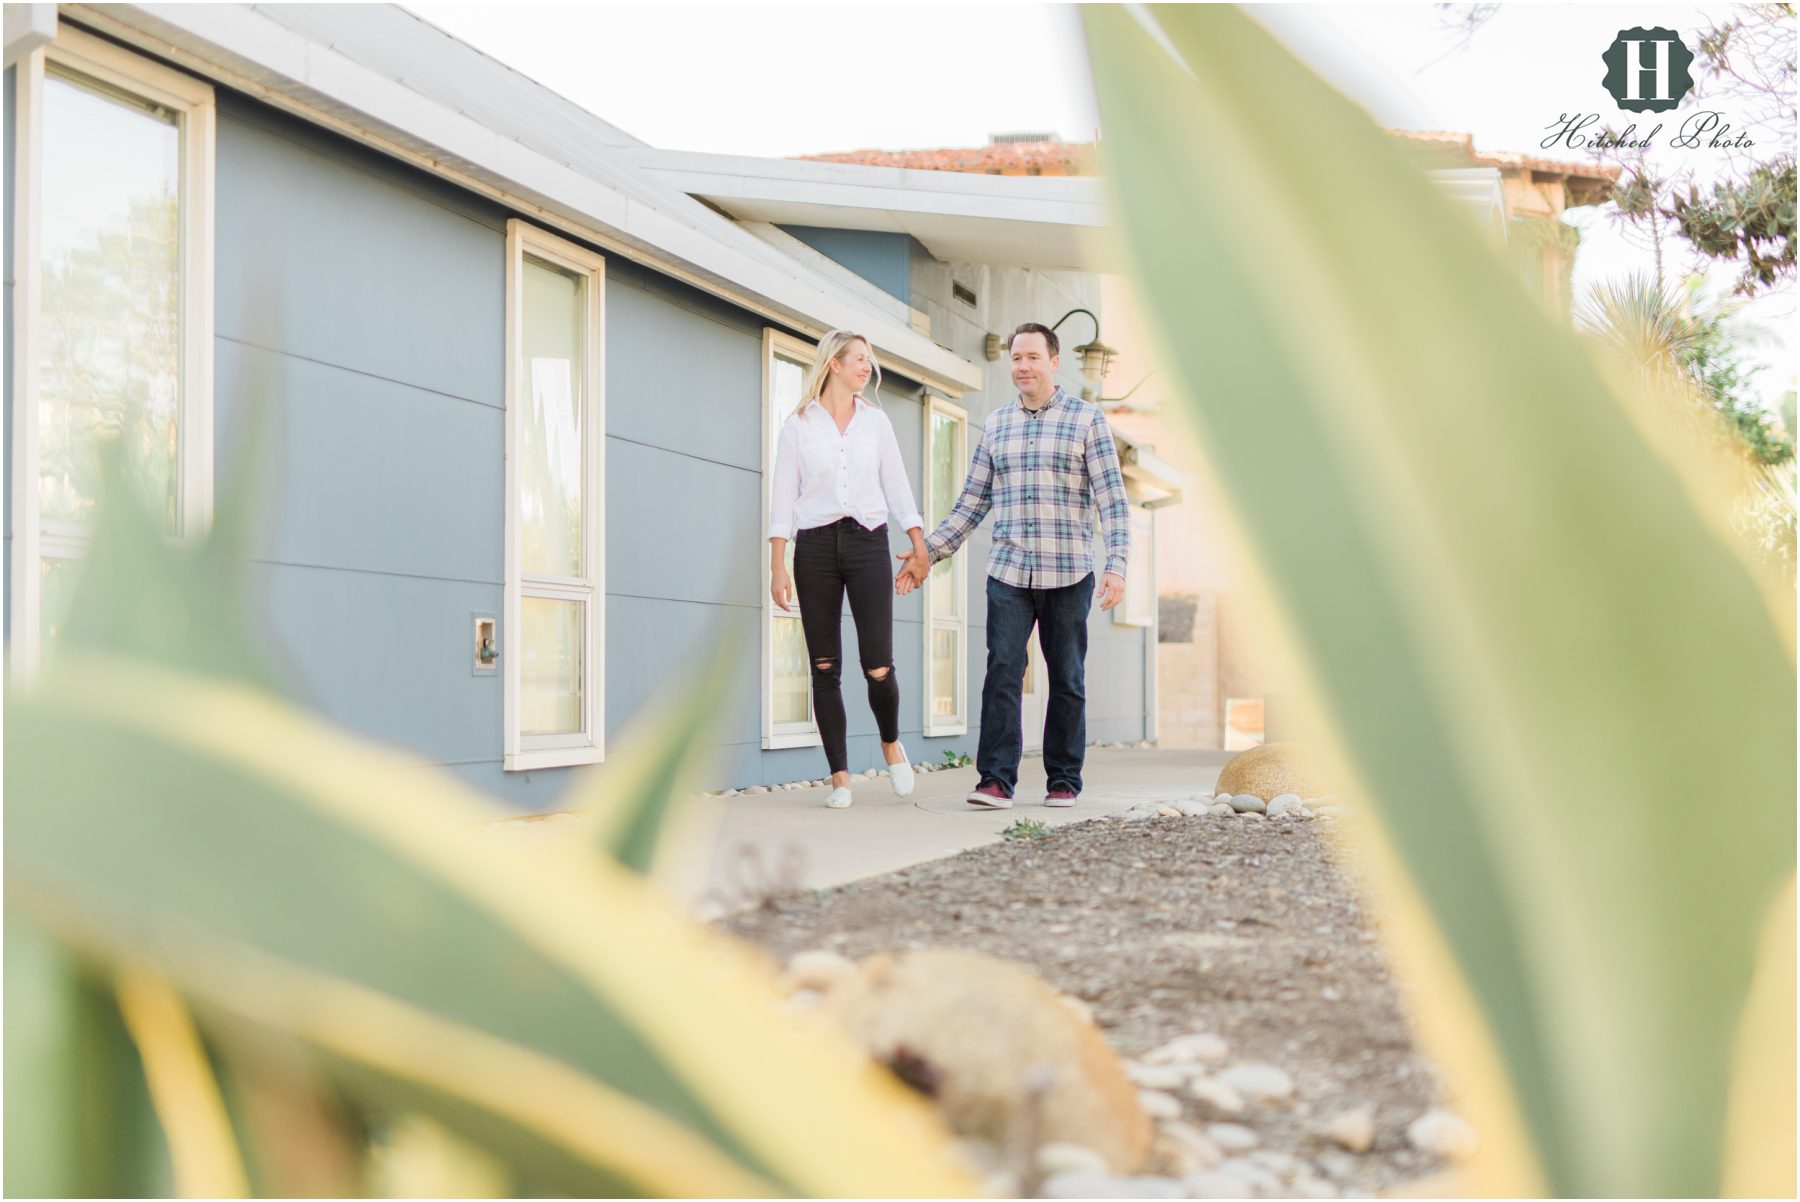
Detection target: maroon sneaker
<box><xmin>966</xmin><ymin>779</ymin><xmax>1014</xmax><ymax>809</ymax></box>
<box><xmin>1045</xmin><ymin>785</ymin><xmax>1079</xmax><ymax>808</ymax></box>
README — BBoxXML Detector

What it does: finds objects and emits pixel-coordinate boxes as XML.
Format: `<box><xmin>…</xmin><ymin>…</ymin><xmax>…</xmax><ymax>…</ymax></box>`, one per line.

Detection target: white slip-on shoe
<box><xmin>888</xmin><ymin>743</ymin><xmax>915</xmax><ymax>797</ymax></box>
<box><xmin>825</xmin><ymin>786</ymin><xmax>853</xmax><ymax>809</ymax></box>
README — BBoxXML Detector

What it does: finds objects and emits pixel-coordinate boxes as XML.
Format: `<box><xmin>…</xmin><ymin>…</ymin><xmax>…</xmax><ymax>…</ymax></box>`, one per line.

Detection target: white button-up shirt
<box><xmin>767</xmin><ymin>395</ymin><xmax>923</xmax><ymax>539</ymax></box>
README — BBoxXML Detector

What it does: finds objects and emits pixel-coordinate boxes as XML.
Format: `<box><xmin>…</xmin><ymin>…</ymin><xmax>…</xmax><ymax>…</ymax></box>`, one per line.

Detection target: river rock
<box><xmin>1319</xmin><ymin>1105</ymin><xmax>1375</xmax><ymax>1153</ymax></box>
<box><xmin>1214</xmin><ymin>1062</ymin><xmax>1294</xmax><ymax>1102</ymax></box>
<box><xmin>1148</xmin><ymin>1032</ymin><xmax>1231</xmax><ymax>1065</ymax></box>
<box><xmin>1290</xmin><ymin>1174</ymin><xmax>1339</xmax><ymax>1198</ymax></box>
<box><xmin>1205</xmin><ymin>1123</ymin><xmax>1260</xmax><ymax>1152</ymax></box>
<box><xmin>1175</xmin><ymin>800</ymin><xmax>1212</xmax><ymax>817</ymax></box>
<box><xmin>820</xmin><ymin>948</ymin><xmax>1152</xmax><ymax>1171</ymax></box>
<box><xmin>1037</xmin><ymin>1142</ymin><xmax>1110</xmax><ymax>1177</ymax></box>
<box><xmin>1154</xmin><ymin>1121</ymin><xmax>1223</xmax><ymax>1172</ymax></box>
<box><xmin>784</xmin><ymin>949</ymin><xmax>856</xmax><ymax>993</ymax></box>
<box><xmin>1041</xmin><ymin>1172</ymin><xmax>1184</xmax><ymax>1199</ymax></box>
<box><xmin>1228</xmin><ymin>794</ymin><xmax>1267</xmax><ymax>814</ymax></box>
<box><xmin>1182</xmin><ymin>1169</ymin><xmax>1257</xmax><ymax>1198</ymax></box>
<box><xmin>1216</xmin><ymin>1158</ymin><xmax>1282</xmax><ymax>1194</ymax></box>
<box><xmin>1406</xmin><ymin>1108</ymin><xmax>1476</xmax><ymax>1160</ymax></box>
<box><xmin>1127</xmin><ymin>1063</ymin><xmax>1192</xmax><ymax>1091</ymax></box>
<box><xmin>1209</xmin><ymin>803</ymin><xmax>1236</xmax><ymax>817</ymax></box>
<box><xmin>1188</xmin><ymin>1077</ymin><xmax>1247</xmax><ymax>1115</ymax></box>
<box><xmin>1138</xmin><ymin>1089</ymin><xmax>1182</xmax><ymax>1120</ymax></box>
<box><xmin>1266</xmin><ymin>793</ymin><xmax>1304</xmax><ymax>817</ymax></box>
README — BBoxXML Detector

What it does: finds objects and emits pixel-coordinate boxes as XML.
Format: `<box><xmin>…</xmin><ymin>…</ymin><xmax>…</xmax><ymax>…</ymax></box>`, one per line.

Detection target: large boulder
<box><xmin>1213</xmin><ymin>742</ymin><xmax>1331</xmax><ymax>803</ymax></box>
<box><xmin>820</xmin><ymin>949</ymin><xmax>1152</xmax><ymax>1172</ymax></box>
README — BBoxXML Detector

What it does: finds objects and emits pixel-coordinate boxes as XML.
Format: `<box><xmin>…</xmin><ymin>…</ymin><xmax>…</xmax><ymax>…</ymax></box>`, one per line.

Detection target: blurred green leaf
<box><xmin>574</xmin><ymin>640</ymin><xmax>740</xmax><ymax>873</ymax></box>
<box><xmin>3</xmin><ymin>923</ymin><xmax>172</xmax><ymax>1198</ymax></box>
<box><xmin>53</xmin><ymin>407</ymin><xmax>283</xmax><ymax>694</ymax></box>
<box><xmin>1083</xmin><ymin>6</ymin><xmax>1794</xmax><ymax>1194</ymax></box>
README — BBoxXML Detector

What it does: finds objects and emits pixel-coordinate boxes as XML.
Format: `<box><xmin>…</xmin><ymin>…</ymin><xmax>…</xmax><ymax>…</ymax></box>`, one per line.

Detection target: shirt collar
<box><xmin>804</xmin><ymin>394</ymin><xmax>874</xmax><ymax>416</ymax></box>
<box><xmin>1017</xmin><ymin>385</ymin><xmax>1067</xmax><ymax>414</ymax></box>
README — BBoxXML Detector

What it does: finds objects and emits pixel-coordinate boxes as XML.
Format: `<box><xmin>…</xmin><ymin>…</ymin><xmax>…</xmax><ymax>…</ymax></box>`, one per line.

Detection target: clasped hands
<box><xmin>894</xmin><ymin>547</ymin><xmax>930</xmax><ymax>595</ymax></box>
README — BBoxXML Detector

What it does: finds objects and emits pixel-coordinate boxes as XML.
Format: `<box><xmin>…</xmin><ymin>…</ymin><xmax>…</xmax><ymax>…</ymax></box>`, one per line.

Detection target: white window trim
<box><xmin>9</xmin><ymin>27</ymin><xmax>215</xmax><ymax>683</ymax></box>
<box><xmin>503</xmin><ymin>219</ymin><xmax>606</xmax><ymax>771</ymax></box>
<box><xmin>761</xmin><ymin>327</ymin><xmax>823</xmax><ymax>751</ymax></box>
<box><xmin>1114</xmin><ymin>506</ymin><xmax>1156</xmax><ymax>628</ymax></box>
<box><xmin>922</xmin><ymin>394</ymin><xmax>969</xmax><ymax>737</ymax></box>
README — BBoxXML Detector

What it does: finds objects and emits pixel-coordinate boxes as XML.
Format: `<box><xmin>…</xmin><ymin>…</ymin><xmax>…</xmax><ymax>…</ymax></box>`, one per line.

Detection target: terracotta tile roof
<box><xmin>1386</xmin><ymin>130</ymin><xmax>1621</xmax><ymax>182</ymax></box>
<box><xmin>799</xmin><ymin>141</ymin><xmax>1095</xmax><ymax>176</ymax></box>
<box><xmin>800</xmin><ymin>131</ymin><xmax>1620</xmax><ymax>202</ymax></box>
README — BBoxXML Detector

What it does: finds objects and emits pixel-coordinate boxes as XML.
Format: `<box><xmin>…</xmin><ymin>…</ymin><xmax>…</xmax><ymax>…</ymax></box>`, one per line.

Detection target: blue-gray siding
<box><xmin>775</xmin><ymin>226</ymin><xmax>924</xmax><ymax>305</ymax></box>
<box><xmin>7</xmin><ymin>77</ymin><xmax>1148</xmax><ymax>812</ymax></box>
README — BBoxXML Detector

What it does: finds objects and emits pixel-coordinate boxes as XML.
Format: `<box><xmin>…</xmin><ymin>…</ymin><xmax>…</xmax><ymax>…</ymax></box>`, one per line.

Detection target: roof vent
<box><xmin>989</xmin><ymin>131</ymin><xmax>1060</xmax><ymax>145</ymax></box>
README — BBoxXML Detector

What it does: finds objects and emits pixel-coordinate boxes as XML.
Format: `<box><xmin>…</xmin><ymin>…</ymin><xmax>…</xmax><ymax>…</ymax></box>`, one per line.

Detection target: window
<box><xmin>923</xmin><ymin>395</ymin><xmax>969</xmax><ymax>735</ymax></box>
<box><xmin>761</xmin><ymin>328</ymin><xmax>822</xmax><ymax>749</ymax></box>
<box><xmin>1115</xmin><ymin>506</ymin><xmax>1156</xmax><ymax>627</ymax></box>
<box><xmin>504</xmin><ymin>220</ymin><xmax>605</xmax><ymax>770</ymax></box>
<box><xmin>9</xmin><ymin>28</ymin><xmax>215</xmax><ymax>679</ymax></box>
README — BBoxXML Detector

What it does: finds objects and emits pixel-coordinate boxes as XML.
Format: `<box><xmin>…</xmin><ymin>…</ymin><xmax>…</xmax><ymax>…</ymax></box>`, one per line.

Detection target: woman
<box><xmin>768</xmin><ymin>330</ymin><xmax>929</xmax><ymax>809</ymax></box>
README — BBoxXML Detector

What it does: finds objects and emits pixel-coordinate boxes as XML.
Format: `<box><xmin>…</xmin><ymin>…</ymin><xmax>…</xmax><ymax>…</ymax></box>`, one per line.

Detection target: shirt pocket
<box><xmin>798</xmin><ymin>430</ymin><xmax>836</xmax><ymax>480</ymax></box>
<box><xmin>846</xmin><ymin>432</ymin><xmax>879</xmax><ymax>478</ymax></box>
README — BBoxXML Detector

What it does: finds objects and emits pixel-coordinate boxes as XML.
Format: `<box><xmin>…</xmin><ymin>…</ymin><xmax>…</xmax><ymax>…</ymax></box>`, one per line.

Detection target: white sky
<box><xmin>411</xmin><ymin>1</ymin><xmax>1795</xmax><ymax>410</ymax></box>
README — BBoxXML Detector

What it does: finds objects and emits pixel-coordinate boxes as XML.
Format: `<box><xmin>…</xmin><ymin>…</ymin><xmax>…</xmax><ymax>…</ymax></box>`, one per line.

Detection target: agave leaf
<box><xmin>1082</xmin><ymin>6</ymin><xmax>1794</xmax><ymax>1195</ymax></box>
<box><xmin>572</xmin><ymin>638</ymin><xmax>740</xmax><ymax>874</ymax></box>
<box><xmin>2</xmin><ymin>922</ymin><xmax>173</xmax><ymax>1198</ymax></box>
<box><xmin>51</xmin><ymin>415</ymin><xmax>283</xmax><ymax>695</ymax></box>
<box><xmin>6</xmin><ymin>651</ymin><xmax>969</xmax><ymax>1198</ymax></box>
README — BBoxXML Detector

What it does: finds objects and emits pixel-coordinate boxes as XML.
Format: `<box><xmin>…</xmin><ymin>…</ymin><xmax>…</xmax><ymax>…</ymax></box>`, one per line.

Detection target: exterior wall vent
<box><xmin>989</xmin><ymin>131</ymin><xmax>1059</xmax><ymax>145</ymax></box>
<box><xmin>952</xmin><ymin>281</ymin><xmax>978</xmax><ymax>308</ymax></box>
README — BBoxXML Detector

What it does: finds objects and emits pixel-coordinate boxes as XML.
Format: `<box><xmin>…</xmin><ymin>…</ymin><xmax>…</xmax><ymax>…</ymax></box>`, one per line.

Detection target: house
<box><xmin>2</xmin><ymin>4</ymin><xmax>1183</xmax><ymax>810</ymax></box>
<box><xmin>816</xmin><ymin>132</ymin><xmax>1617</xmax><ymax>748</ymax></box>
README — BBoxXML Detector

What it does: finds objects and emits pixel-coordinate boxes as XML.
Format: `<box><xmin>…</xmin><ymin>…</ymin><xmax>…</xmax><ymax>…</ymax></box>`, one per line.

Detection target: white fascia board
<box><xmin>4</xmin><ymin>3</ymin><xmax>56</xmax><ymax>66</ymax></box>
<box><xmin>632</xmin><ymin>148</ymin><xmax>1110</xmax><ymax>230</ymax></box>
<box><xmin>73</xmin><ymin>4</ymin><xmax>981</xmax><ymax>393</ymax></box>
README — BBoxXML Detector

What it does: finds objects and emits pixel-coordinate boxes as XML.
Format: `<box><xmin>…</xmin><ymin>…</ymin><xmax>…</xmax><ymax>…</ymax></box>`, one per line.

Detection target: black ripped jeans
<box><xmin>793</xmin><ymin>518</ymin><xmax>900</xmax><ymax>775</ymax></box>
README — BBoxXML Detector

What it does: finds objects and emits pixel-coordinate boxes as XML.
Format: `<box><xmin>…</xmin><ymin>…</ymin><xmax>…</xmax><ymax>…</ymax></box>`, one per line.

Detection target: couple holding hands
<box><xmin>767</xmin><ymin>322</ymin><xmax>1132</xmax><ymax>811</ymax></box>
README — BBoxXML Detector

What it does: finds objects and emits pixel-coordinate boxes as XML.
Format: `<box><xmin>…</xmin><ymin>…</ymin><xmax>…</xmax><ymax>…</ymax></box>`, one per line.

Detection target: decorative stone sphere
<box><xmin>1213</xmin><ymin>743</ymin><xmax>1331</xmax><ymax>802</ymax></box>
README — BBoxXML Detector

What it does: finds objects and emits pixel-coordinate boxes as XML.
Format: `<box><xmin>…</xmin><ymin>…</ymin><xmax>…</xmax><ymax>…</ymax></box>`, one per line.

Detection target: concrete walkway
<box><xmin>672</xmin><ymin>748</ymin><xmax>1232</xmax><ymax>914</ymax></box>
<box><xmin>487</xmin><ymin>748</ymin><xmax>1234</xmax><ymax>914</ymax></box>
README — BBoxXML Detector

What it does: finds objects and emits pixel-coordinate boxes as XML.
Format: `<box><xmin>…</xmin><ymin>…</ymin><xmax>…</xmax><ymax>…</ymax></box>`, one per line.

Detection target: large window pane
<box><xmin>931</xmin><ymin>626</ymin><xmax>959</xmax><ymax>719</ymax></box>
<box><xmin>521</xmin><ymin>596</ymin><xmax>583</xmax><ymax>735</ymax></box>
<box><xmin>770</xmin><ymin>352</ymin><xmax>806</xmax><ymax>583</ymax></box>
<box><xmin>520</xmin><ymin>255</ymin><xmax>585</xmax><ymax>579</ymax></box>
<box><xmin>39</xmin><ymin>556</ymin><xmax>84</xmax><ymax>651</ymax></box>
<box><xmin>930</xmin><ymin>411</ymin><xmax>960</xmax><ymax>516</ymax></box>
<box><xmin>771</xmin><ymin>615</ymin><xmax>811</xmax><ymax>726</ymax></box>
<box><xmin>40</xmin><ymin>71</ymin><xmax>181</xmax><ymax>534</ymax></box>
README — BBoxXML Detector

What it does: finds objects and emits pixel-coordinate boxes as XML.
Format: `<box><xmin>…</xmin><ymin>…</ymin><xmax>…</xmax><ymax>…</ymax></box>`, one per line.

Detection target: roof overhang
<box><xmin>59</xmin><ymin>4</ymin><xmax>984</xmax><ymax>394</ymax></box>
<box><xmin>1114</xmin><ymin>431</ymin><xmax>1185</xmax><ymax>508</ymax></box>
<box><xmin>1427</xmin><ymin>167</ymin><xmax>1510</xmax><ymax>239</ymax></box>
<box><xmin>629</xmin><ymin>148</ymin><xmax>1111</xmax><ymax>271</ymax></box>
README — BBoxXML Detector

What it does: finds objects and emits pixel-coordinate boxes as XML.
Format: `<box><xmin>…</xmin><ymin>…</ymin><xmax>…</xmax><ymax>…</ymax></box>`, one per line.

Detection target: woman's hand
<box><xmin>771</xmin><ymin>562</ymin><xmax>795</xmax><ymax>612</ymax></box>
<box><xmin>894</xmin><ymin>547</ymin><xmax>929</xmax><ymax>595</ymax></box>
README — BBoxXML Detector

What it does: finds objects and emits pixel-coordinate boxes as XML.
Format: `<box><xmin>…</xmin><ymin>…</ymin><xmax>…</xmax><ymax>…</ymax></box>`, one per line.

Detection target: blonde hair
<box><xmin>794</xmin><ymin>330</ymin><xmax>882</xmax><ymax>416</ymax></box>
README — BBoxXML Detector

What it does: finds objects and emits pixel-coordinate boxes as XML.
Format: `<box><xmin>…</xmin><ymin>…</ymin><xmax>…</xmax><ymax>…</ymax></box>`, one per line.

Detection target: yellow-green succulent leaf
<box><xmin>1082</xmin><ymin>6</ymin><xmax>1794</xmax><ymax>1194</ymax></box>
<box><xmin>7</xmin><ymin>653</ymin><xmax>971</xmax><ymax>1197</ymax></box>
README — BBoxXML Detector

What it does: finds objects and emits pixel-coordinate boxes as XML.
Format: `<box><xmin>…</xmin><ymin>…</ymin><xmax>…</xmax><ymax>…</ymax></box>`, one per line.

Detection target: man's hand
<box><xmin>895</xmin><ymin>549</ymin><xmax>930</xmax><ymax>595</ymax></box>
<box><xmin>1097</xmin><ymin>571</ymin><xmax>1126</xmax><ymax>611</ymax></box>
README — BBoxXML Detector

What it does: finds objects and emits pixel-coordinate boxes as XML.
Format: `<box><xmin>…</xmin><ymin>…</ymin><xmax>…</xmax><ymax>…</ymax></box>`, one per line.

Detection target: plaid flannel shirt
<box><xmin>925</xmin><ymin>386</ymin><xmax>1131</xmax><ymax>589</ymax></box>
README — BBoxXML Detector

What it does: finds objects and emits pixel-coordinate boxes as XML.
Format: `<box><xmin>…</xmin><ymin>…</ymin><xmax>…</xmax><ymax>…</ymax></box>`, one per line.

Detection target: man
<box><xmin>897</xmin><ymin>322</ymin><xmax>1131</xmax><ymax>809</ymax></box>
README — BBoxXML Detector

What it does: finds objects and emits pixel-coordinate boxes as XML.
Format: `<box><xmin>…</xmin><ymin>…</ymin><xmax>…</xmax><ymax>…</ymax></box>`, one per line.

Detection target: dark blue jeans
<box><xmin>977</xmin><ymin>572</ymin><xmax>1093</xmax><ymax>794</ymax></box>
